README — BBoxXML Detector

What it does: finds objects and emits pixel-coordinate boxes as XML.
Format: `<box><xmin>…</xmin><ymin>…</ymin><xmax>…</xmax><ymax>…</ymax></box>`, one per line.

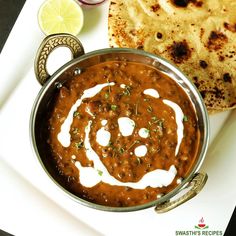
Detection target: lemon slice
<box><xmin>38</xmin><ymin>0</ymin><xmax>84</xmax><ymax>36</ymax></box>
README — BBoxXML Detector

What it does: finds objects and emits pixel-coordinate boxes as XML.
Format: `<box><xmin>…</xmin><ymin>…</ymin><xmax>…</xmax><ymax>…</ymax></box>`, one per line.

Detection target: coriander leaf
<box><xmin>183</xmin><ymin>115</ymin><xmax>188</xmax><ymax>122</ymax></box>
<box><xmin>104</xmin><ymin>93</ymin><xmax>109</xmax><ymax>99</ymax></box>
<box><xmin>111</xmin><ymin>104</ymin><xmax>117</xmax><ymax>111</ymax></box>
<box><xmin>75</xmin><ymin>141</ymin><xmax>84</xmax><ymax>149</ymax></box>
<box><xmin>147</xmin><ymin>105</ymin><xmax>153</xmax><ymax>113</ymax></box>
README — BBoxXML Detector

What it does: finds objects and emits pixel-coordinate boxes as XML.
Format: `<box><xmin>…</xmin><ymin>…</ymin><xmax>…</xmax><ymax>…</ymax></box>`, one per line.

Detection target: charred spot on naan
<box><xmin>150</xmin><ymin>4</ymin><xmax>160</xmax><ymax>12</ymax></box>
<box><xmin>223</xmin><ymin>22</ymin><xmax>236</xmax><ymax>33</ymax></box>
<box><xmin>199</xmin><ymin>60</ymin><xmax>208</xmax><ymax>69</ymax></box>
<box><xmin>167</xmin><ymin>40</ymin><xmax>192</xmax><ymax>64</ymax></box>
<box><xmin>192</xmin><ymin>72</ymin><xmax>236</xmax><ymax>110</ymax></box>
<box><xmin>206</xmin><ymin>31</ymin><xmax>228</xmax><ymax>51</ymax></box>
<box><xmin>223</xmin><ymin>73</ymin><xmax>232</xmax><ymax>83</ymax></box>
<box><xmin>156</xmin><ymin>32</ymin><xmax>163</xmax><ymax>39</ymax></box>
<box><xmin>171</xmin><ymin>0</ymin><xmax>203</xmax><ymax>8</ymax></box>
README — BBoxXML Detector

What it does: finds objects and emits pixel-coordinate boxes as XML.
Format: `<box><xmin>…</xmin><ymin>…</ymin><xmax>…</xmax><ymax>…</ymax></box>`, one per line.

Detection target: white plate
<box><xmin>0</xmin><ymin>0</ymin><xmax>235</xmax><ymax>235</ymax></box>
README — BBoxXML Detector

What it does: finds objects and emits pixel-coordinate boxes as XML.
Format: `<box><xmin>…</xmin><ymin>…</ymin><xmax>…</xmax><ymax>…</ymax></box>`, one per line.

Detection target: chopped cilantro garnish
<box><xmin>73</xmin><ymin>111</ymin><xmax>81</xmax><ymax>118</ymax></box>
<box><xmin>147</xmin><ymin>105</ymin><xmax>153</xmax><ymax>113</ymax></box>
<box><xmin>119</xmin><ymin>147</ymin><xmax>125</xmax><ymax>154</ymax></box>
<box><xmin>104</xmin><ymin>93</ymin><xmax>109</xmax><ymax>99</ymax></box>
<box><xmin>144</xmin><ymin>129</ymin><xmax>150</xmax><ymax>134</ymax></box>
<box><xmin>111</xmin><ymin>104</ymin><xmax>117</xmax><ymax>111</ymax></box>
<box><xmin>151</xmin><ymin>116</ymin><xmax>158</xmax><ymax>121</ymax></box>
<box><xmin>123</xmin><ymin>86</ymin><xmax>131</xmax><ymax>96</ymax></box>
<box><xmin>183</xmin><ymin>115</ymin><xmax>188</xmax><ymax>122</ymax></box>
<box><xmin>72</xmin><ymin>127</ymin><xmax>79</xmax><ymax>134</ymax></box>
<box><xmin>157</xmin><ymin>119</ymin><xmax>164</xmax><ymax>127</ymax></box>
<box><xmin>136</xmin><ymin>157</ymin><xmax>142</xmax><ymax>165</ymax></box>
<box><xmin>127</xmin><ymin>140</ymin><xmax>140</xmax><ymax>150</ymax></box>
<box><xmin>75</xmin><ymin>141</ymin><xmax>84</xmax><ymax>149</ymax></box>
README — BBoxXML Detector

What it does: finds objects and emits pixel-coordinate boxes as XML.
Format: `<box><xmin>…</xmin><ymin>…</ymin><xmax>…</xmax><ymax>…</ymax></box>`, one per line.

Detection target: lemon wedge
<box><xmin>38</xmin><ymin>0</ymin><xmax>84</xmax><ymax>36</ymax></box>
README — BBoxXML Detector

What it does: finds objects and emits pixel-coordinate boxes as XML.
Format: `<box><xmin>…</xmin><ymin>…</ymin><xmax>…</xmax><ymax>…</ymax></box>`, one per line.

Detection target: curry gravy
<box><xmin>46</xmin><ymin>61</ymin><xmax>200</xmax><ymax>207</ymax></box>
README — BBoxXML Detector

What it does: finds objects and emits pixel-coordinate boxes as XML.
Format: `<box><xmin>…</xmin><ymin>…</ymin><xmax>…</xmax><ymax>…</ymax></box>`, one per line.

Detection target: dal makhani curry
<box><xmin>45</xmin><ymin>61</ymin><xmax>200</xmax><ymax>207</ymax></box>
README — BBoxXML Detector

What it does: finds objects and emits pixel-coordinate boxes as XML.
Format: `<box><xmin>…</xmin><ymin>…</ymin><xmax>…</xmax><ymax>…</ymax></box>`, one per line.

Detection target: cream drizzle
<box><xmin>57</xmin><ymin>83</ymin><xmax>185</xmax><ymax>189</ymax></box>
<box><xmin>57</xmin><ymin>82</ymin><xmax>115</xmax><ymax>147</ymax></box>
<box><xmin>96</xmin><ymin>127</ymin><xmax>111</xmax><ymax>147</ymax></box>
<box><xmin>75</xmin><ymin>121</ymin><xmax>177</xmax><ymax>189</ymax></box>
<box><xmin>117</xmin><ymin>117</ymin><xmax>135</xmax><ymax>136</ymax></box>
<box><xmin>163</xmin><ymin>99</ymin><xmax>184</xmax><ymax>156</ymax></box>
<box><xmin>138</xmin><ymin>128</ymin><xmax>150</xmax><ymax>138</ymax></box>
<box><xmin>144</xmin><ymin>88</ymin><xmax>184</xmax><ymax>156</ymax></box>
<box><xmin>134</xmin><ymin>145</ymin><xmax>148</xmax><ymax>157</ymax></box>
<box><xmin>144</xmin><ymin>88</ymin><xmax>160</xmax><ymax>98</ymax></box>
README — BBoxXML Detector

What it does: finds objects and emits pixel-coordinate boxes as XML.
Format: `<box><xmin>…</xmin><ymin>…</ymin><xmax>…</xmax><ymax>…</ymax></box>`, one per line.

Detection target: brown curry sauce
<box><xmin>45</xmin><ymin>61</ymin><xmax>200</xmax><ymax>207</ymax></box>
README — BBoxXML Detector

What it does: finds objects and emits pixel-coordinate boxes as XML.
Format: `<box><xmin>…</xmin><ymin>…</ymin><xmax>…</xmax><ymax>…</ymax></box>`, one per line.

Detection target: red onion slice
<box><xmin>77</xmin><ymin>0</ymin><xmax>106</xmax><ymax>5</ymax></box>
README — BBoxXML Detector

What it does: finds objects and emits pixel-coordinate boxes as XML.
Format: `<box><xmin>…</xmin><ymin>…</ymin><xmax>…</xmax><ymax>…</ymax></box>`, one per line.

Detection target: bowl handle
<box><xmin>34</xmin><ymin>33</ymin><xmax>85</xmax><ymax>85</ymax></box>
<box><xmin>155</xmin><ymin>172</ymin><xmax>208</xmax><ymax>213</ymax></box>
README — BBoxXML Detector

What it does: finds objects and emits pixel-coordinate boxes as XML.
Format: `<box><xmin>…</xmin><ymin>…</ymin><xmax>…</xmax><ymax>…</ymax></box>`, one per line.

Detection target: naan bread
<box><xmin>108</xmin><ymin>0</ymin><xmax>236</xmax><ymax>112</ymax></box>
